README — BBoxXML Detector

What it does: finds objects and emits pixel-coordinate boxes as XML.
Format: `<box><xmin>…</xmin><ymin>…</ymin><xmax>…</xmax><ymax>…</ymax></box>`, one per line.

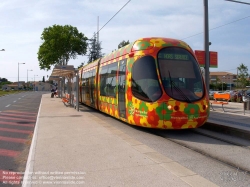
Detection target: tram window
<box><xmin>158</xmin><ymin>47</ymin><xmax>204</xmax><ymax>102</ymax></box>
<box><xmin>89</xmin><ymin>70</ymin><xmax>95</xmax><ymax>103</ymax></box>
<box><xmin>83</xmin><ymin>71</ymin><xmax>90</xmax><ymax>99</ymax></box>
<box><xmin>100</xmin><ymin>62</ymin><xmax>118</xmax><ymax>97</ymax></box>
<box><xmin>131</xmin><ymin>56</ymin><xmax>162</xmax><ymax>102</ymax></box>
<box><xmin>106</xmin><ymin>62</ymin><xmax>118</xmax><ymax>97</ymax></box>
<box><xmin>100</xmin><ymin>65</ymin><xmax>109</xmax><ymax>96</ymax></box>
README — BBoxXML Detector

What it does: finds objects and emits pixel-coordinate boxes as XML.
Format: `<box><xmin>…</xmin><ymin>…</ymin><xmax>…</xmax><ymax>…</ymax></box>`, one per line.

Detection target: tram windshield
<box><xmin>131</xmin><ymin>56</ymin><xmax>162</xmax><ymax>102</ymax></box>
<box><xmin>157</xmin><ymin>47</ymin><xmax>204</xmax><ymax>102</ymax></box>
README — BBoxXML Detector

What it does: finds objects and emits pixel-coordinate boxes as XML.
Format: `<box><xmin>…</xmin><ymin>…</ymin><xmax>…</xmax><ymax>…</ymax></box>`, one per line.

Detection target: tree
<box><xmin>237</xmin><ymin>63</ymin><xmax>249</xmax><ymax>88</ymax></box>
<box><xmin>42</xmin><ymin>76</ymin><xmax>45</xmax><ymax>82</ymax></box>
<box><xmin>38</xmin><ymin>25</ymin><xmax>88</xmax><ymax>70</ymax></box>
<box><xmin>77</xmin><ymin>62</ymin><xmax>85</xmax><ymax>69</ymax></box>
<box><xmin>0</xmin><ymin>78</ymin><xmax>11</xmax><ymax>89</ymax></box>
<box><xmin>87</xmin><ymin>33</ymin><xmax>104</xmax><ymax>63</ymax></box>
<box><xmin>0</xmin><ymin>78</ymin><xmax>8</xmax><ymax>82</ymax></box>
<box><xmin>118</xmin><ymin>40</ymin><xmax>130</xmax><ymax>49</ymax></box>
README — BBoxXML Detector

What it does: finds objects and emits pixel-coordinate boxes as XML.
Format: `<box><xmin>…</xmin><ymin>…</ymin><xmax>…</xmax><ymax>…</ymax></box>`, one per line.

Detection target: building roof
<box><xmin>210</xmin><ymin>72</ymin><xmax>235</xmax><ymax>76</ymax></box>
<box><xmin>7</xmin><ymin>84</ymin><xmax>18</xmax><ymax>87</ymax></box>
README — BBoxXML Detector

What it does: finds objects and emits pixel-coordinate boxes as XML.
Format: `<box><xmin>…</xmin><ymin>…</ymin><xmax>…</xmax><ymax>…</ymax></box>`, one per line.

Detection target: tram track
<box><xmin>146</xmin><ymin>125</ymin><xmax>250</xmax><ymax>177</ymax></box>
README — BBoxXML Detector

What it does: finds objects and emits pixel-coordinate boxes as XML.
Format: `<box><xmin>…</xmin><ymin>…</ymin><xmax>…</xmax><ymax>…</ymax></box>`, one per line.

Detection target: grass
<box><xmin>0</xmin><ymin>90</ymin><xmax>26</xmax><ymax>96</ymax></box>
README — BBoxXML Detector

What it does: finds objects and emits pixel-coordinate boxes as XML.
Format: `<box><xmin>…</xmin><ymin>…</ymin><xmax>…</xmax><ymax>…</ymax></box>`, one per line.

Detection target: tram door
<box><xmin>118</xmin><ymin>59</ymin><xmax>127</xmax><ymax>118</ymax></box>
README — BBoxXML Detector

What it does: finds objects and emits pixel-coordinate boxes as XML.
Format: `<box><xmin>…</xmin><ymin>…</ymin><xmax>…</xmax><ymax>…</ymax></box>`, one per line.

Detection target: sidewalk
<box><xmin>22</xmin><ymin>94</ymin><xmax>218</xmax><ymax>187</ymax></box>
<box><xmin>207</xmin><ymin>101</ymin><xmax>250</xmax><ymax>133</ymax></box>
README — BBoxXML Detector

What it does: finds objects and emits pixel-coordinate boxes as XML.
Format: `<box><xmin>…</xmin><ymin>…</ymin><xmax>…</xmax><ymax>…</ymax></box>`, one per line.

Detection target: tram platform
<box><xmin>206</xmin><ymin>101</ymin><xmax>250</xmax><ymax>140</ymax></box>
<box><xmin>22</xmin><ymin>94</ymin><xmax>219</xmax><ymax>187</ymax></box>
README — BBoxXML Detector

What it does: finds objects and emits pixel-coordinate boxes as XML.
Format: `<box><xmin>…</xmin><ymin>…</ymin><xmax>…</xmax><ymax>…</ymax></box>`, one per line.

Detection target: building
<box><xmin>210</xmin><ymin>72</ymin><xmax>237</xmax><ymax>89</ymax></box>
<box><xmin>2</xmin><ymin>82</ymin><xmax>23</xmax><ymax>90</ymax></box>
<box><xmin>2</xmin><ymin>81</ymin><xmax>51</xmax><ymax>91</ymax></box>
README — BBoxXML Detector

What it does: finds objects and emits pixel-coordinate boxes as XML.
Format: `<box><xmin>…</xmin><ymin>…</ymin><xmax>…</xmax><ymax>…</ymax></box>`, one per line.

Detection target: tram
<box><xmin>78</xmin><ymin>37</ymin><xmax>209</xmax><ymax>129</ymax></box>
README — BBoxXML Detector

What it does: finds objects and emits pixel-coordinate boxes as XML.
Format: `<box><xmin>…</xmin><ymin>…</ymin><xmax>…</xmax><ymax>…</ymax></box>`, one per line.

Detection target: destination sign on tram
<box><xmin>158</xmin><ymin>53</ymin><xmax>189</xmax><ymax>60</ymax></box>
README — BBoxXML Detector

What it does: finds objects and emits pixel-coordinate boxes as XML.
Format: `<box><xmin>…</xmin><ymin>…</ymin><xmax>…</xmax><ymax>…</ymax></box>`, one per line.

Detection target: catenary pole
<box><xmin>204</xmin><ymin>0</ymin><xmax>210</xmax><ymax>91</ymax></box>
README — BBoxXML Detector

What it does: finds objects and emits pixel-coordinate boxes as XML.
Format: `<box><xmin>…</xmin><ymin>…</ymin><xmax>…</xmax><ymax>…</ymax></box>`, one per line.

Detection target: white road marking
<box><xmin>5</xmin><ymin>104</ymin><xmax>11</xmax><ymax>107</ymax></box>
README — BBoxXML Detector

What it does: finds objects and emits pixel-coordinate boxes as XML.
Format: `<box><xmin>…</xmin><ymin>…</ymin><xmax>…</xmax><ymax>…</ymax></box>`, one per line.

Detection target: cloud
<box><xmin>1</xmin><ymin>0</ymin><xmax>250</xmax><ymax>82</ymax></box>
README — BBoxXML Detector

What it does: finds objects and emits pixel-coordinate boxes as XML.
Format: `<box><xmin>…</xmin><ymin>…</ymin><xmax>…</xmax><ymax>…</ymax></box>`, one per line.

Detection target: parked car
<box><xmin>232</xmin><ymin>90</ymin><xmax>243</xmax><ymax>102</ymax></box>
<box><xmin>224</xmin><ymin>90</ymin><xmax>235</xmax><ymax>99</ymax></box>
<box><xmin>246</xmin><ymin>89</ymin><xmax>250</xmax><ymax>97</ymax></box>
<box><xmin>209</xmin><ymin>90</ymin><xmax>216</xmax><ymax>99</ymax></box>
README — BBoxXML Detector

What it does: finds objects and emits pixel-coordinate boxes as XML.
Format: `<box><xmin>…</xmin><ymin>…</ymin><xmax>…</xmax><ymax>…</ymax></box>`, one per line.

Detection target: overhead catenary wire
<box><xmin>98</xmin><ymin>0</ymin><xmax>131</xmax><ymax>34</ymax></box>
<box><xmin>86</xmin><ymin>0</ymin><xmax>131</xmax><ymax>57</ymax></box>
<box><xmin>225</xmin><ymin>0</ymin><xmax>250</xmax><ymax>5</ymax></box>
<box><xmin>182</xmin><ymin>15</ymin><xmax>250</xmax><ymax>40</ymax></box>
<box><xmin>88</xmin><ymin>0</ymin><xmax>131</xmax><ymax>41</ymax></box>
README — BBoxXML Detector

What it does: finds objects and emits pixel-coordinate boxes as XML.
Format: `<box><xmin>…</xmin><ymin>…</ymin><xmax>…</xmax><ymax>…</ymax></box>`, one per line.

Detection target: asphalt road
<box><xmin>0</xmin><ymin>91</ymin><xmax>48</xmax><ymax>186</ymax></box>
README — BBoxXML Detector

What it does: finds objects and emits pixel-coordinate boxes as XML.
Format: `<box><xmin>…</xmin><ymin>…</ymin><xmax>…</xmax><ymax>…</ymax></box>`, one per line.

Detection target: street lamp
<box><xmin>34</xmin><ymin>75</ymin><xmax>38</xmax><ymax>91</ymax></box>
<box><xmin>18</xmin><ymin>63</ymin><xmax>25</xmax><ymax>89</ymax></box>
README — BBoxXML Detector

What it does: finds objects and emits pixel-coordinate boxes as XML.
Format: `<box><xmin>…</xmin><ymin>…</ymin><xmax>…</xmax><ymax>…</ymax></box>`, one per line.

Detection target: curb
<box><xmin>202</xmin><ymin>122</ymin><xmax>250</xmax><ymax>141</ymax></box>
<box><xmin>21</xmin><ymin>98</ymin><xmax>42</xmax><ymax>187</ymax></box>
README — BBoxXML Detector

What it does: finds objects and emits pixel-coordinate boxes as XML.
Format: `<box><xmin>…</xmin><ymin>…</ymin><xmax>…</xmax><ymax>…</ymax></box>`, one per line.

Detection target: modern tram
<box><xmin>77</xmin><ymin>37</ymin><xmax>209</xmax><ymax>129</ymax></box>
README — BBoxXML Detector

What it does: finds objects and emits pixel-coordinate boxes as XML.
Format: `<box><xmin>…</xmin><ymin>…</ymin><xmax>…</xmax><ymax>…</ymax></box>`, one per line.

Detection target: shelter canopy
<box><xmin>49</xmin><ymin>65</ymin><xmax>76</xmax><ymax>81</ymax></box>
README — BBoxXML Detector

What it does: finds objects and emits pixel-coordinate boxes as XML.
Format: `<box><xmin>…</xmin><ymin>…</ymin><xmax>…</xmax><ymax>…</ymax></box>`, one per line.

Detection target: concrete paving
<box><xmin>22</xmin><ymin>94</ymin><xmax>219</xmax><ymax>187</ymax></box>
<box><xmin>207</xmin><ymin>101</ymin><xmax>250</xmax><ymax>139</ymax></box>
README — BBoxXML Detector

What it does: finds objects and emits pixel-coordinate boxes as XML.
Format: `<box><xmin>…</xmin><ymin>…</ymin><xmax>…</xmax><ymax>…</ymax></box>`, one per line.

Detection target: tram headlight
<box><xmin>167</xmin><ymin>105</ymin><xmax>172</xmax><ymax>110</ymax></box>
<box><xmin>203</xmin><ymin>105</ymin><xmax>208</xmax><ymax>110</ymax></box>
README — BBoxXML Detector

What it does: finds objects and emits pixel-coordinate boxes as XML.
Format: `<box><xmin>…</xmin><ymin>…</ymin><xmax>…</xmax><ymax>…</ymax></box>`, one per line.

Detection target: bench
<box><xmin>62</xmin><ymin>97</ymin><xmax>69</xmax><ymax>104</ymax></box>
<box><xmin>210</xmin><ymin>92</ymin><xmax>230</xmax><ymax>112</ymax></box>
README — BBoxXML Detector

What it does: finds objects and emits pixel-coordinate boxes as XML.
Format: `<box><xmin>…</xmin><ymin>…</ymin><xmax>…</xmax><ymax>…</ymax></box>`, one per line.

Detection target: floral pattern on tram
<box><xmin>98</xmin><ymin>45</ymin><xmax>133</xmax><ymax>118</ymax></box>
<box><xmin>97</xmin><ymin>37</ymin><xmax>208</xmax><ymax>129</ymax></box>
<box><xmin>125</xmin><ymin>38</ymin><xmax>209</xmax><ymax>129</ymax></box>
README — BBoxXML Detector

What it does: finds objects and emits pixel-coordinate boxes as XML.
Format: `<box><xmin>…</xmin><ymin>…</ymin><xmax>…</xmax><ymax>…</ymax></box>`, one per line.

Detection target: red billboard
<box><xmin>194</xmin><ymin>50</ymin><xmax>218</xmax><ymax>68</ymax></box>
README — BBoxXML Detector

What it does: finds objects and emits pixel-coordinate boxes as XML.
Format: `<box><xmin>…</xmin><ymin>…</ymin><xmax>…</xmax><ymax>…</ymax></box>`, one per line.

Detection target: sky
<box><xmin>0</xmin><ymin>0</ymin><xmax>250</xmax><ymax>83</ymax></box>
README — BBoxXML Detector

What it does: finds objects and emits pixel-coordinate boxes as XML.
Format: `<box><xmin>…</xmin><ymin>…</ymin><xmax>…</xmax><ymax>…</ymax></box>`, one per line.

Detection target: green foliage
<box><xmin>209</xmin><ymin>83</ymin><xmax>216</xmax><ymax>90</ymax></box>
<box><xmin>0</xmin><ymin>78</ymin><xmax>8</xmax><ymax>82</ymax></box>
<box><xmin>38</xmin><ymin>25</ymin><xmax>88</xmax><ymax>70</ymax></box>
<box><xmin>237</xmin><ymin>63</ymin><xmax>249</xmax><ymax>88</ymax></box>
<box><xmin>0</xmin><ymin>81</ymin><xmax>12</xmax><ymax>88</ymax></box>
<box><xmin>118</xmin><ymin>40</ymin><xmax>130</xmax><ymax>49</ymax></box>
<box><xmin>87</xmin><ymin>33</ymin><xmax>104</xmax><ymax>63</ymax></box>
<box><xmin>77</xmin><ymin>62</ymin><xmax>85</xmax><ymax>69</ymax></box>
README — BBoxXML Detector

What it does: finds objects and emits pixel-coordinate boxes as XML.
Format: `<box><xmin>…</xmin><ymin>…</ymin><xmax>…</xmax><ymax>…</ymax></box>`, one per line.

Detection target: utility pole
<box><xmin>204</xmin><ymin>0</ymin><xmax>210</xmax><ymax>91</ymax></box>
<box><xmin>97</xmin><ymin>16</ymin><xmax>99</xmax><ymax>45</ymax></box>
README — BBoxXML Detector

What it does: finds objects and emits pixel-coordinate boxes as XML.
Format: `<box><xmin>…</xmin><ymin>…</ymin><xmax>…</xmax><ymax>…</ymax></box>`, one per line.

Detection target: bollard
<box><xmin>243</xmin><ymin>96</ymin><xmax>250</xmax><ymax>115</ymax></box>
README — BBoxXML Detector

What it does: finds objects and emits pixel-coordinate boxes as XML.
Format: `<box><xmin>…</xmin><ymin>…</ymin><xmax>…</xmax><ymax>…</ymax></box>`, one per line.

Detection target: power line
<box><xmin>182</xmin><ymin>15</ymin><xmax>250</xmax><ymax>40</ymax></box>
<box><xmin>87</xmin><ymin>0</ymin><xmax>131</xmax><ymax>40</ymax></box>
<box><xmin>86</xmin><ymin>1</ymin><xmax>131</xmax><ymax>57</ymax></box>
<box><xmin>98</xmin><ymin>0</ymin><xmax>131</xmax><ymax>34</ymax></box>
<box><xmin>225</xmin><ymin>0</ymin><xmax>250</xmax><ymax>5</ymax></box>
